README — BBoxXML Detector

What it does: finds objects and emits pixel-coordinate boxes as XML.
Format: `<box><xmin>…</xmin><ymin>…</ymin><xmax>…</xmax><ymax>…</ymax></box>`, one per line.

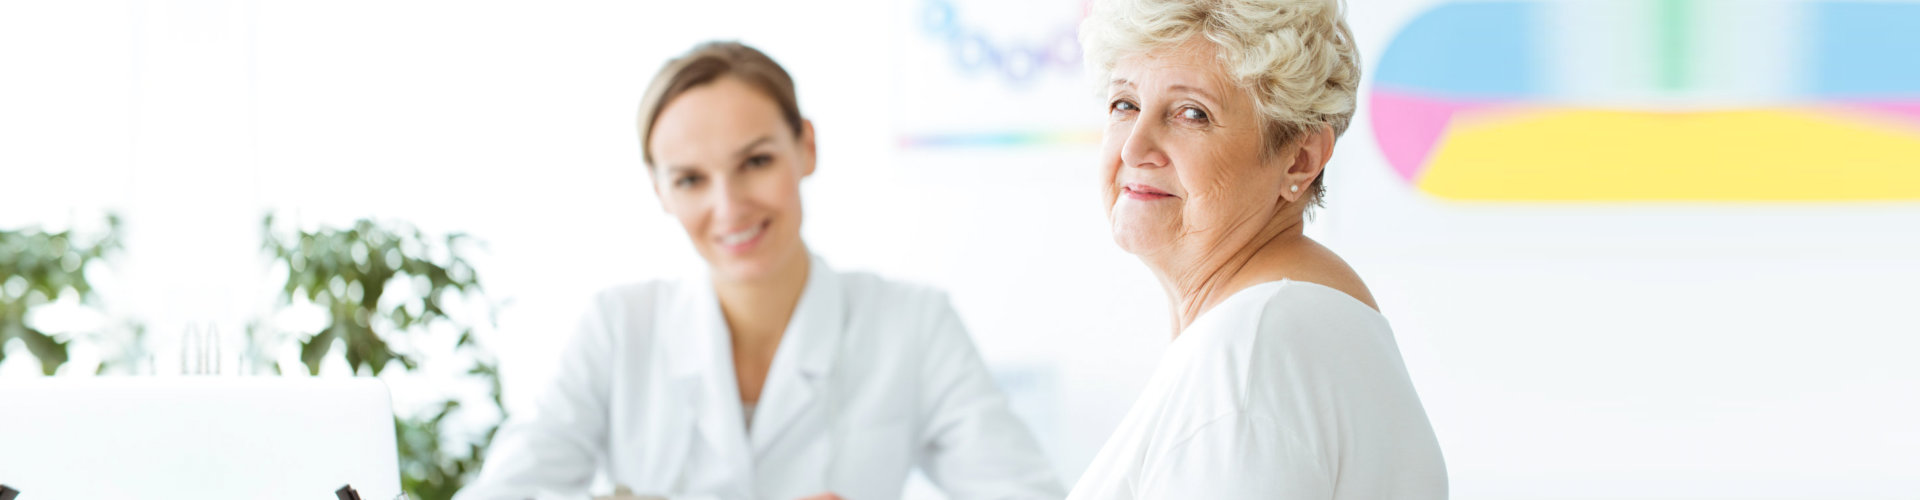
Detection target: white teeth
<box><xmin>718</xmin><ymin>223</ymin><xmax>765</xmax><ymax>246</ymax></box>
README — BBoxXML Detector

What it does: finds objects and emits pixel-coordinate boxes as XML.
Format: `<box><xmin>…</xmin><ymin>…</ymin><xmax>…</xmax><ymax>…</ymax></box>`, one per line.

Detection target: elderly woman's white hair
<box><xmin>1080</xmin><ymin>0</ymin><xmax>1361</xmax><ymax>203</ymax></box>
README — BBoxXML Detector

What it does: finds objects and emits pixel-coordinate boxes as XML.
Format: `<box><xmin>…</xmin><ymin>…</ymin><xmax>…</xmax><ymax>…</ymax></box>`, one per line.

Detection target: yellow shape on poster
<box><xmin>1417</xmin><ymin>109</ymin><xmax>1920</xmax><ymax>201</ymax></box>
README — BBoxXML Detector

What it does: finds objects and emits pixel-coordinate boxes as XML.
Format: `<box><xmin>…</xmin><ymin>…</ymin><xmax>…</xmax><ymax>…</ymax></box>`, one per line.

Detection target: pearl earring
<box><xmin>1290</xmin><ymin>184</ymin><xmax>1300</xmax><ymax>194</ymax></box>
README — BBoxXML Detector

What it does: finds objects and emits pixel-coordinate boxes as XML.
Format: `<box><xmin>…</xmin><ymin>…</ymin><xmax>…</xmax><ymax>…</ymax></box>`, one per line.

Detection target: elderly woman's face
<box><xmin>1100</xmin><ymin>39</ymin><xmax>1290</xmax><ymax>265</ymax></box>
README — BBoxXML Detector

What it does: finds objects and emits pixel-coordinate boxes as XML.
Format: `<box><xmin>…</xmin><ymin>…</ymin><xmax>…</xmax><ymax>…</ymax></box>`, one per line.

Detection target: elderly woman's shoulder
<box><xmin>1214</xmin><ymin>278</ymin><xmax>1407</xmax><ymax>396</ymax></box>
<box><xmin>1259</xmin><ymin>239</ymin><xmax>1379</xmax><ymax>312</ymax></box>
<box><xmin>1255</xmin><ymin>279</ymin><xmax>1383</xmax><ymax>326</ymax></box>
<box><xmin>1234</xmin><ymin>279</ymin><xmax>1408</xmax><ymax>381</ymax></box>
<box><xmin>1277</xmin><ymin>269</ymin><xmax>1375</xmax><ymax>312</ymax></box>
<box><xmin>1240</xmin><ymin>275</ymin><xmax>1393</xmax><ymax>352</ymax></box>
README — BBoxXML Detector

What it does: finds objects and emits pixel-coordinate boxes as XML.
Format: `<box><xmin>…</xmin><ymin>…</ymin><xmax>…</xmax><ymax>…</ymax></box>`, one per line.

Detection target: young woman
<box><xmin>458</xmin><ymin>42</ymin><xmax>1063</xmax><ymax>500</ymax></box>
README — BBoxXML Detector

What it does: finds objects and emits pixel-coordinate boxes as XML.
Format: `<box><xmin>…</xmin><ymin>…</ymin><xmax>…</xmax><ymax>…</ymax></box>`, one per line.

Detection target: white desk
<box><xmin>0</xmin><ymin>377</ymin><xmax>401</xmax><ymax>500</ymax></box>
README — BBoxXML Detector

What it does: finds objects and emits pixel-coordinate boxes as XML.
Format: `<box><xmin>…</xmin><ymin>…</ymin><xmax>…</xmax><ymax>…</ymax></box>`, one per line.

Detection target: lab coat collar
<box><xmin>749</xmin><ymin>253</ymin><xmax>846</xmax><ymax>456</ymax></box>
<box><xmin>664</xmin><ymin>254</ymin><xmax>847</xmax><ymax>478</ymax></box>
<box><xmin>669</xmin><ymin>269</ymin><xmax>755</xmax><ymax>494</ymax></box>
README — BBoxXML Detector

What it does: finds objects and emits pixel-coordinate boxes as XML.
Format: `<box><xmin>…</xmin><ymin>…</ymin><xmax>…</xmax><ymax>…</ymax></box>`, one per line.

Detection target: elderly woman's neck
<box><xmin>1156</xmin><ymin>216</ymin><xmax>1307</xmax><ymax>338</ymax></box>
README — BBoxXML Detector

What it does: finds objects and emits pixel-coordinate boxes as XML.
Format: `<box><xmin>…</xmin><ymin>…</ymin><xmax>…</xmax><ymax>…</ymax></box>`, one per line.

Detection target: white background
<box><xmin>2</xmin><ymin>0</ymin><xmax>1916</xmax><ymax>498</ymax></box>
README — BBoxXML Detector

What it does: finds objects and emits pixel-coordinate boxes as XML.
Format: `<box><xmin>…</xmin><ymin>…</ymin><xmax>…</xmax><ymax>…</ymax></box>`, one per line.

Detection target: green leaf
<box><xmin>254</xmin><ymin>213</ymin><xmax>512</xmax><ymax>500</ymax></box>
<box><xmin>19</xmin><ymin>327</ymin><xmax>69</xmax><ymax>375</ymax></box>
<box><xmin>342</xmin><ymin>322</ymin><xmax>398</xmax><ymax>376</ymax></box>
<box><xmin>300</xmin><ymin>329</ymin><xmax>336</xmax><ymax>375</ymax></box>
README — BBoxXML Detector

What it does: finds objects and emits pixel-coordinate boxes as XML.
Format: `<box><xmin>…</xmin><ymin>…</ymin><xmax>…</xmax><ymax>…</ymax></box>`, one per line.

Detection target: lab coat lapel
<box><xmin>667</xmin><ymin>275</ymin><xmax>756</xmax><ymax>492</ymax></box>
<box><xmin>749</xmin><ymin>255</ymin><xmax>846</xmax><ymax>457</ymax></box>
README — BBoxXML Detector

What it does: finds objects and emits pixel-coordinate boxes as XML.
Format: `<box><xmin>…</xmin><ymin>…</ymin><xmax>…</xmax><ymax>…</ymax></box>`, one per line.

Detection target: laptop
<box><xmin>0</xmin><ymin>377</ymin><xmax>401</xmax><ymax>500</ymax></box>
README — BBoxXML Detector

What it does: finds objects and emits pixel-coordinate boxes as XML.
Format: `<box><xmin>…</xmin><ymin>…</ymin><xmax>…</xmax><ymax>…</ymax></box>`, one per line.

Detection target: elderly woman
<box><xmin>1067</xmin><ymin>0</ymin><xmax>1447</xmax><ymax>498</ymax></box>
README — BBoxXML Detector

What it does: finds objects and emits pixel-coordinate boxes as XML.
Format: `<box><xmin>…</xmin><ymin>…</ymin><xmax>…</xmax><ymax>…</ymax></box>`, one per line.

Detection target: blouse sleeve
<box><xmin>1134</xmin><ymin>410</ymin><xmax>1334</xmax><ymax>499</ymax></box>
<box><xmin>1138</xmin><ymin>282</ymin><xmax>1447</xmax><ymax>499</ymax></box>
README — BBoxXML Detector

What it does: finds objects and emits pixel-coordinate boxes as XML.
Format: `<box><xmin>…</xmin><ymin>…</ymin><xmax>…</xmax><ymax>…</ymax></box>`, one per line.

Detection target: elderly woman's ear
<box><xmin>1278</xmin><ymin>124</ymin><xmax>1336</xmax><ymax>204</ymax></box>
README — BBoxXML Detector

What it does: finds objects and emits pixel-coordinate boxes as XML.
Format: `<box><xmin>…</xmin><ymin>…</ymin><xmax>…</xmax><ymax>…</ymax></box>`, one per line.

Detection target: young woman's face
<box><xmin>648</xmin><ymin>76</ymin><xmax>815</xmax><ymax>283</ymax></box>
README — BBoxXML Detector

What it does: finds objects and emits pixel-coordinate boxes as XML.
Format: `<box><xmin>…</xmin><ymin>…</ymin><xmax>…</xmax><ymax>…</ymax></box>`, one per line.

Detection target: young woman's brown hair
<box><xmin>637</xmin><ymin>41</ymin><xmax>803</xmax><ymax>168</ymax></box>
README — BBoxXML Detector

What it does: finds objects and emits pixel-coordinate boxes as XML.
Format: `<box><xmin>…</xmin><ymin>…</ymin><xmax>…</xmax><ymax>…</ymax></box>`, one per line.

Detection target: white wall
<box><xmin>2</xmin><ymin>0</ymin><xmax>1916</xmax><ymax>498</ymax></box>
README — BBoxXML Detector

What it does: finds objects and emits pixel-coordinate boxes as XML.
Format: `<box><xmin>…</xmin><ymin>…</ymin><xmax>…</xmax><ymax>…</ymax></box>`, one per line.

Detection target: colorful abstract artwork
<box><xmin>893</xmin><ymin>0</ymin><xmax>1101</xmax><ymax>149</ymax></box>
<box><xmin>1371</xmin><ymin>0</ymin><xmax>1920</xmax><ymax>201</ymax></box>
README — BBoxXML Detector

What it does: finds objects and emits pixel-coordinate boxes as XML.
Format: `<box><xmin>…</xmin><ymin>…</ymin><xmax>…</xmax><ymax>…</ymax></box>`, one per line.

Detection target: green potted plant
<box><xmin>259</xmin><ymin>214</ymin><xmax>506</xmax><ymax>500</ymax></box>
<box><xmin>0</xmin><ymin>216</ymin><xmax>122</xmax><ymax>375</ymax></box>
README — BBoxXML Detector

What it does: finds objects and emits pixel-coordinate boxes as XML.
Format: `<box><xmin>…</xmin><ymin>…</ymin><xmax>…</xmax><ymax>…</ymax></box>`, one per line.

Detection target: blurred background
<box><xmin>2</xmin><ymin>0</ymin><xmax>1917</xmax><ymax>499</ymax></box>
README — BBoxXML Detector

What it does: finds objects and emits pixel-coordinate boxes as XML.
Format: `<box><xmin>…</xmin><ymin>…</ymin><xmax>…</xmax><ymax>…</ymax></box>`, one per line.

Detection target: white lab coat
<box><xmin>458</xmin><ymin>255</ymin><xmax>1063</xmax><ymax>500</ymax></box>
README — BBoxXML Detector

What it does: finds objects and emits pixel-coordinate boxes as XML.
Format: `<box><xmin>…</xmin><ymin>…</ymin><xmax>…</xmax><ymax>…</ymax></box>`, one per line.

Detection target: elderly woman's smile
<box><xmin>1119</xmin><ymin>183</ymin><xmax>1174</xmax><ymax>200</ymax></box>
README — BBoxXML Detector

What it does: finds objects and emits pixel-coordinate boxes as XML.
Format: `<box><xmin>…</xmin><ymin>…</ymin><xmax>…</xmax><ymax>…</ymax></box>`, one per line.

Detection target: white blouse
<box><xmin>1067</xmin><ymin>280</ymin><xmax>1447</xmax><ymax>499</ymax></box>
